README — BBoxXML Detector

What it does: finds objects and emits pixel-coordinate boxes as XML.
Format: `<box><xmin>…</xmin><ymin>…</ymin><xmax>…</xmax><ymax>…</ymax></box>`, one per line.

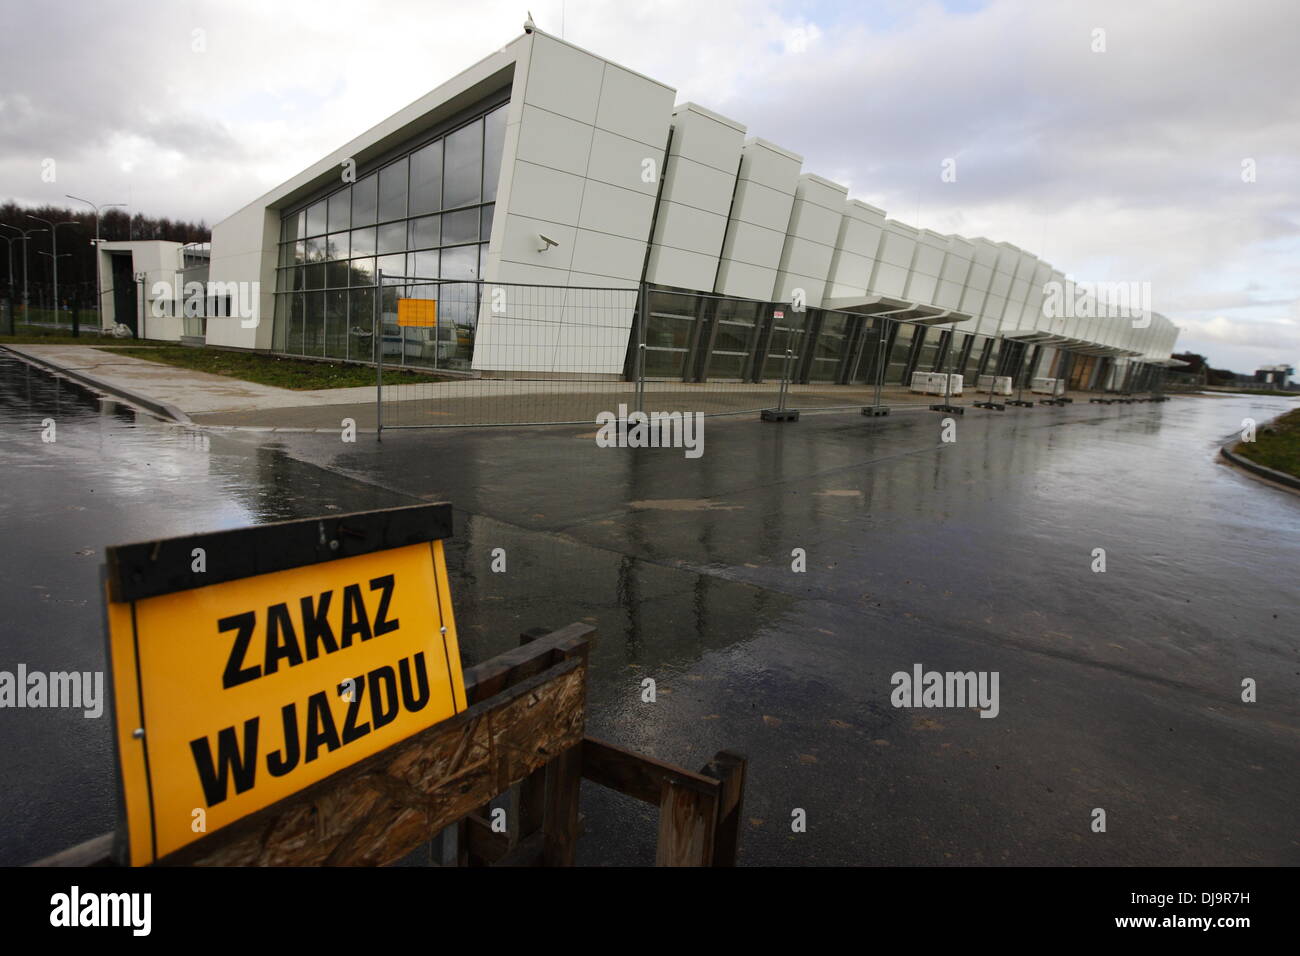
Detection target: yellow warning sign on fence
<box><xmin>103</xmin><ymin>504</ymin><xmax>464</xmax><ymax>865</ymax></box>
<box><xmin>397</xmin><ymin>298</ymin><xmax>437</xmax><ymax>328</ymax></box>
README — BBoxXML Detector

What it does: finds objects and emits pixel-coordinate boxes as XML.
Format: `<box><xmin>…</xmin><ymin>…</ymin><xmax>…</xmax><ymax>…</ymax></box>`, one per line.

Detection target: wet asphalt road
<box><xmin>1</xmin><ymin>354</ymin><xmax>1296</xmax><ymax>866</ymax></box>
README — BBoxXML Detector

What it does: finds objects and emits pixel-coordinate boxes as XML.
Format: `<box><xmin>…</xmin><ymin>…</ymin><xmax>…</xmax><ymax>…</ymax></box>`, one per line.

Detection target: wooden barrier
<box><xmin>34</xmin><ymin>623</ymin><xmax>747</xmax><ymax>867</ymax></box>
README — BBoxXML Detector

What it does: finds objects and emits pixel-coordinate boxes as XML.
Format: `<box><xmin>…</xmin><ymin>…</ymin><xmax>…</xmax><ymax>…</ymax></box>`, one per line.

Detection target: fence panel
<box><xmin>369</xmin><ymin>277</ymin><xmax>1130</xmax><ymax>431</ymax></box>
<box><xmin>376</xmin><ymin>276</ymin><xmax>641</xmax><ymax>429</ymax></box>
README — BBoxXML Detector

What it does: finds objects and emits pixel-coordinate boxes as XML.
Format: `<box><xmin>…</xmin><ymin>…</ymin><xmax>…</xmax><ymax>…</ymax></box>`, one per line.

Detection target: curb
<box><xmin>1</xmin><ymin>345</ymin><xmax>194</xmax><ymax>426</ymax></box>
<box><xmin>1220</xmin><ymin>439</ymin><xmax>1300</xmax><ymax>494</ymax></box>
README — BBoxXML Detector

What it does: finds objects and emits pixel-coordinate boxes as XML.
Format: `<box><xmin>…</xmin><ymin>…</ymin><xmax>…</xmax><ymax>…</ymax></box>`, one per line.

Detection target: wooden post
<box><xmin>514</xmin><ymin>627</ymin><xmax>552</xmax><ymax>854</ymax></box>
<box><xmin>700</xmin><ymin>751</ymin><xmax>747</xmax><ymax>866</ymax></box>
<box><xmin>540</xmin><ymin>631</ymin><xmax>587</xmax><ymax>866</ymax></box>
<box><xmin>656</xmin><ymin>777</ymin><xmax>719</xmax><ymax>866</ymax></box>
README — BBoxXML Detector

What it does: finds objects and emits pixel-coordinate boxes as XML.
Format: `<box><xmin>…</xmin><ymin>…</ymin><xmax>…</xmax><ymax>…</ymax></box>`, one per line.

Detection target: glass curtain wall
<box><xmin>912</xmin><ymin>327</ymin><xmax>943</xmax><ymax>374</ymax></box>
<box><xmin>273</xmin><ymin>101</ymin><xmax>507</xmax><ymax>369</ymax></box>
<box><xmin>884</xmin><ymin>322</ymin><xmax>918</xmax><ymax>384</ymax></box>
<box><xmin>760</xmin><ymin>310</ymin><xmax>809</xmax><ymax>381</ymax></box>
<box><xmin>808</xmin><ymin>310</ymin><xmax>851</xmax><ymax>383</ymax></box>
<box><xmin>705</xmin><ymin>297</ymin><xmax>763</xmax><ymax>381</ymax></box>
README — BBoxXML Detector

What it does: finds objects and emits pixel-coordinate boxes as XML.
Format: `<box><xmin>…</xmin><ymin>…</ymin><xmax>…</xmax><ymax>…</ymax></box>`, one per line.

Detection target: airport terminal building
<box><xmin>174</xmin><ymin>26</ymin><xmax>1178</xmax><ymax>393</ymax></box>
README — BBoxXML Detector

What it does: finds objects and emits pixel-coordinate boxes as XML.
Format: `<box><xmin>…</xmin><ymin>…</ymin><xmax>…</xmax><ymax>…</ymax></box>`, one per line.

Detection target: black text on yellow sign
<box><xmin>107</xmin><ymin>539</ymin><xmax>465</xmax><ymax>864</ymax></box>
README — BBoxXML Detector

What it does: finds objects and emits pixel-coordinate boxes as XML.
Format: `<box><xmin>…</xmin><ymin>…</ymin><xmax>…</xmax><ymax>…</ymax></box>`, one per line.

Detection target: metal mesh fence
<box><xmin>366</xmin><ymin>276</ymin><xmax>1149</xmax><ymax>431</ymax></box>
<box><xmin>376</xmin><ymin>275</ymin><xmax>641</xmax><ymax>428</ymax></box>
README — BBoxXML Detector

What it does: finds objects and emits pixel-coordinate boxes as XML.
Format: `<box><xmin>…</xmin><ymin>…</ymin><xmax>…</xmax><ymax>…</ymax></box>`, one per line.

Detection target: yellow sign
<box><xmin>106</xmin><ymin>534</ymin><xmax>465</xmax><ymax>865</ymax></box>
<box><xmin>397</xmin><ymin>297</ymin><xmax>437</xmax><ymax>328</ymax></box>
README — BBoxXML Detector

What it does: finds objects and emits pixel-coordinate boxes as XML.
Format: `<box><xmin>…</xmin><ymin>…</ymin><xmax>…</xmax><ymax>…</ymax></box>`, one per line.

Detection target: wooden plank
<box><xmin>155</xmin><ymin>653</ymin><xmax>587</xmax><ymax>866</ymax></box>
<box><xmin>31</xmin><ymin>623</ymin><xmax>597</xmax><ymax>869</ymax></box>
<box><xmin>655</xmin><ymin>777</ymin><xmax>719</xmax><ymax>867</ymax></box>
<box><xmin>582</xmin><ymin>737</ymin><xmax>718</xmax><ymax>804</ymax></box>
<box><xmin>464</xmin><ymin>623</ymin><xmax>594</xmax><ymax>704</ymax></box>
<box><xmin>700</xmin><ymin>751</ymin><xmax>747</xmax><ymax>867</ymax></box>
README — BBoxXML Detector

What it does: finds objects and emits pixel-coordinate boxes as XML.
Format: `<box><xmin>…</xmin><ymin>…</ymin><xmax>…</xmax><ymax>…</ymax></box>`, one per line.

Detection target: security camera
<box><xmin>524</xmin><ymin>12</ymin><xmax>536</xmax><ymax>33</ymax></box>
<box><xmin>537</xmin><ymin>233</ymin><xmax>559</xmax><ymax>253</ymax></box>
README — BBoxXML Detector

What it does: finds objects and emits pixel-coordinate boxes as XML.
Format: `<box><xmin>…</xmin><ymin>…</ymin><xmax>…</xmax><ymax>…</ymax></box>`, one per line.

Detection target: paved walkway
<box><xmin>1</xmin><ymin>344</ymin><xmax>377</xmax><ymax>417</ymax></box>
<box><xmin>1</xmin><ymin>343</ymin><xmax>1161</xmax><ymax>429</ymax></box>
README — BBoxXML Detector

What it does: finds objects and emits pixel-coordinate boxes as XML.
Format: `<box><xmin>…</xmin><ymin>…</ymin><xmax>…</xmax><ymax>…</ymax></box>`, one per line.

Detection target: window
<box><xmin>443</xmin><ymin>119</ymin><xmax>483</xmax><ymax>208</ymax></box>
<box><xmin>378</xmin><ymin>221</ymin><xmax>405</xmax><ymax>256</ymax></box>
<box><xmin>441</xmin><ymin>208</ymin><xmax>478</xmax><ymax>245</ymax></box>
<box><xmin>378</xmin><ymin>158</ymin><xmax>408</xmax><ymax>222</ymax></box>
<box><xmin>440</xmin><ymin>244</ymin><xmax>477</xmax><ymax>281</ymax></box>
<box><xmin>328</xmin><ymin>189</ymin><xmax>351</xmax><ymax>232</ymax></box>
<box><xmin>351</xmin><ymin>175</ymin><xmax>377</xmax><ymax>226</ymax></box>
<box><xmin>408</xmin><ymin>215</ymin><xmax>439</xmax><ymax>250</ymax></box>
<box><xmin>350</xmin><ymin>226</ymin><xmax>376</xmax><ymax>257</ymax></box>
<box><xmin>306</xmin><ymin>201</ymin><xmax>326</xmax><ymax>237</ymax></box>
<box><xmin>409</xmin><ymin>141</ymin><xmax>442</xmax><ymax>217</ymax></box>
<box><xmin>275</xmin><ymin>96</ymin><xmax>507</xmax><ymax>370</ymax></box>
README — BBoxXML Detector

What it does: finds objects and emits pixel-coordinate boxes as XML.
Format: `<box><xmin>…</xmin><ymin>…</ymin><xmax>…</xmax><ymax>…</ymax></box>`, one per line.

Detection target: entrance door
<box><xmin>110</xmin><ymin>254</ymin><xmax>137</xmax><ymax>336</ymax></box>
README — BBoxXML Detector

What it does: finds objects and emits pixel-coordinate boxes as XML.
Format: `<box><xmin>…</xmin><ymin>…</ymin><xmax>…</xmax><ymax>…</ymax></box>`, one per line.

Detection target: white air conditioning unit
<box><xmin>910</xmin><ymin>372</ymin><xmax>962</xmax><ymax>396</ymax></box>
<box><xmin>977</xmin><ymin>374</ymin><xmax>1013</xmax><ymax>395</ymax></box>
<box><xmin>1031</xmin><ymin>377</ymin><xmax>1065</xmax><ymax>396</ymax></box>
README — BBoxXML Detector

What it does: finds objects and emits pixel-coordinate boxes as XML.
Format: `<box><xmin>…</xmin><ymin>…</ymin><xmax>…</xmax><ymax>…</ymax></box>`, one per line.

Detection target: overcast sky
<box><xmin>2</xmin><ymin>0</ymin><xmax>1297</xmax><ymax>372</ymax></box>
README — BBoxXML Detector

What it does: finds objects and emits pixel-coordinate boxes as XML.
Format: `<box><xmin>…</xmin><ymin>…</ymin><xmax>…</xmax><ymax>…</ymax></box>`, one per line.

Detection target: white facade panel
<box><xmin>714</xmin><ymin>258</ymin><xmax>778</xmax><ymax>299</ymax></box>
<box><xmin>645</xmin><ymin>245</ymin><xmax>718</xmax><ymax>291</ymax></box>
<box><xmin>653</xmin><ymin>201</ymin><xmax>730</xmax><ymax>257</ymax></box>
<box><xmin>721</xmin><ymin>220</ymin><xmax>787</xmax><ymax>268</ymax></box>
<box><xmin>738</xmin><ymin>138</ymin><xmax>803</xmax><ymax>193</ymax></box>
<box><xmin>729</xmin><ymin>179</ymin><xmax>797</xmax><ymax>232</ymax></box>
<box><xmin>503</xmin><ymin>161</ymin><xmax>587</xmax><ymax>227</ymax></box>
<box><xmin>586</xmin><ymin>128</ymin><xmax>661</xmax><ymax>197</ymax></box>
<box><xmin>514</xmin><ymin>104</ymin><xmax>594</xmax><ymax>177</ymax></box>
<box><xmin>645</xmin><ymin>102</ymin><xmax>743</xmax><ymax>290</ymax></box>
<box><xmin>668</xmin><ymin>102</ymin><xmax>746</xmax><ymax>173</ymax></box>
<box><xmin>594</xmin><ymin>64</ymin><xmax>675</xmax><ymax>148</ymax></box>
<box><xmin>477</xmin><ymin>31</ymin><xmax>674</xmax><ymax>372</ymax></box>
<box><xmin>522</xmin><ymin>34</ymin><xmax>604</xmax><ymax>125</ymax></box>
<box><xmin>576</xmin><ymin>179</ymin><xmax>656</xmax><ymax>240</ymax></box>
<box><xmin>569</xmin><ymin>228</ymin><xmax>646</xmax><ymax>281</ymax></box>
<box><xmin>712</xmin><ymin>138</ymin><xmax>800</xmax><ymax>299</ymax></box>
<box><xmin>772</xmin><ymin>174</ymin><xmax>848</xmax><ymax>308</ymax></box>
<box><xmin>659</xmin><ymin>155</ymin><xmax>737</xmax><ymax>217</ymax></box>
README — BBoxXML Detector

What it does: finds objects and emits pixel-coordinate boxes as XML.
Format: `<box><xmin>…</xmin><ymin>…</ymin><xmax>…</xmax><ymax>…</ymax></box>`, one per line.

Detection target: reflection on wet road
<box><xmin>1</xmin><ymin>353</ymin><xmax>1296</xmax><ymax>865</ymax></box>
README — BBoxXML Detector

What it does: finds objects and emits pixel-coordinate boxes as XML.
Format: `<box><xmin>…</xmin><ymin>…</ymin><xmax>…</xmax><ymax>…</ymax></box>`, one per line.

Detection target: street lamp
<box><xmin>1</xmin><ymin>223</ymin><xmax>49</xmax><ymax>321</ymax></box>
<box><xmin>25</xmin><ymin>215</ymin><xmax>79</xmax><ymax>321</ymax></box>
<box><xmin>37</xmin><ymin>249</ymin><xmax>72</xmax><ymax>329</ymax></box>
<box><xmin>67</xmin><ymin>195</ymin><xmax>125</xmax><ymax>332</ymax></box>
<box><xmin>0</xmin><ymin>235</ymin><xmax>12</xmax><ymax>333</ymax></box>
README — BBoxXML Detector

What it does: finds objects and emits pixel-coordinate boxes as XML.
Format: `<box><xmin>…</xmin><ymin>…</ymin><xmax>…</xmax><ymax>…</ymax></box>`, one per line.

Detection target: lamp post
<box><xmin>37</xmin><ymin>250</ymin><xmax>72</xmax><ymax>329</ymax></box>
<box><xmin>26</xmin><ymin>215</ymin><xmax>78</xmax><ymax>321</ymax></box>
<box><xmin>1</xmin><ymin>223</ymin><xmax>48</xmax><ymax>321</ymax></box>
<box><xmin>0</xmin><ymin>235</ymin><xmax>12</xmax><ymax>334</ymax></box>
<box><xmin>67</xmin><ymin>195</ymin><xmax>126</xmax><ymax>332</ymax></box>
